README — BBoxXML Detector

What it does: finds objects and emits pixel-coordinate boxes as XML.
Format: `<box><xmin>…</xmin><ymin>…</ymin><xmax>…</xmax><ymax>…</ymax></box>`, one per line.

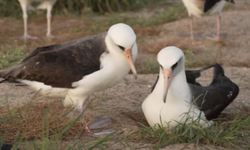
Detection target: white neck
<box><xmin>105</xmin><ymin>36</ymin><xmax>124</xmax><ymax>60</ymax></box>
<box><xmin>153</xmin><ymin>66</ymin><xmax>191</xmax><ymax>103</ymax></box>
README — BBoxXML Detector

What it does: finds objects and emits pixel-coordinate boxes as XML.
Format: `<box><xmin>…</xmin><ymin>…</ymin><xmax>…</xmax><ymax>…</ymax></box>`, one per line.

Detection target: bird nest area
<box><xmin>0</xmin><ymin>101</ymin><xmax>90</xmax><ymax>143</ymax></box>
<box><xmin>0</xmin><ymin>72</ymin><xmax>250</xmax><ymax>149</ymax></box>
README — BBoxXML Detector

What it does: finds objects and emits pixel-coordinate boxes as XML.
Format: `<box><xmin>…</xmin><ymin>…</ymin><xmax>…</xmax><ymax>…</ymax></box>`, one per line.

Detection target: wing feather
<box><xmin>1</xmin><ymin>33</ymin><xmax>107</xmax><ymax>88</ymax></box>
<box><xmin>190</xmin><ymin>64</ymin><xmax>239</xmax><ymax>120</ymax></box>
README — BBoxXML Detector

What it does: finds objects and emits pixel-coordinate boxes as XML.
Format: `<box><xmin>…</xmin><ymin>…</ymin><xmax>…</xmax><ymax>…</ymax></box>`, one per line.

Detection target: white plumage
<box><xmin>142</xmin><ymin>46</ymin><xmax>213</xmax><ymax>128</ymax></box>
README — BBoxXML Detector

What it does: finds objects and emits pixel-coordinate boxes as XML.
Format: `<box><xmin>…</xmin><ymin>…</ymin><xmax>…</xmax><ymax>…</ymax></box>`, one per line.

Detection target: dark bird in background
<box><xmin>182</xmin><ymin>0</ymin><xmax>235</xmax><ymax>41</ymax></box>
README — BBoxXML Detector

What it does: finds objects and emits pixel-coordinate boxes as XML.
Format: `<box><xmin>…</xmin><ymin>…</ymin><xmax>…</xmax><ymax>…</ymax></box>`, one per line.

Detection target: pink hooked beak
<box><xmin>123</xmin><ymin>48</ymin><xmax>137</xmax><ymax>79</ymax></box>
<box><xmin>163</xmin><ymin>69</ymin><xmax>173</xmax><ymax>103</ymax></box>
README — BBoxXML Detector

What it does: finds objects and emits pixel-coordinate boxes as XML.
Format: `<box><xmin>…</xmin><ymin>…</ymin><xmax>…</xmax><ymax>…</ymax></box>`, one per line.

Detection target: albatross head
<box><xmin>107</xmin><ymin>23</ymin><xmax>138</xmax><ymax>79</ymax></box>
<box><xmin>157</xmin><ymin>46</ymin><xmax>185</xmax><ymax>103</ymax></box>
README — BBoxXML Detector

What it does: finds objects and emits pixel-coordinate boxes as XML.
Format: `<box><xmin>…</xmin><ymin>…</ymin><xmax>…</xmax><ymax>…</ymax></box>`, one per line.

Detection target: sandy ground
<box><xmin>0</xmin><ymin>67</ymin><xmax>248</xmax><ymax>149</ymax></box>
<box><xmin>0</xmin><ymin>0</ymin><xmax>250</xmax><ymax>149</ymax></box>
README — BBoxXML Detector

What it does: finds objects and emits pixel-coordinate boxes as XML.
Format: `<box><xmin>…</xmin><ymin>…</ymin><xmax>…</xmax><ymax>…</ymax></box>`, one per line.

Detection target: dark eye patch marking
<box><xmin>171</xmin><ymin>62</ymin><xmax>178</xmax><ymax>71</ymax></box>
<box><xmin>118</xmin><ymin>45</ymin><xmax>125</xmax><ymax>51</ymax></box>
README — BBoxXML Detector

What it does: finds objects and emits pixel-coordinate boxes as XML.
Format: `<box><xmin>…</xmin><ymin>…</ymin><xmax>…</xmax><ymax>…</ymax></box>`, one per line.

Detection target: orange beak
<box><xmin>163</xmin><ymin>69</ymin><xmax>173</xmax><ymax>103</ymax></box>
<box><xmin>123</xmin><ymin>49</ymin><xmax>137</xmax><ymax>79</ymax></box>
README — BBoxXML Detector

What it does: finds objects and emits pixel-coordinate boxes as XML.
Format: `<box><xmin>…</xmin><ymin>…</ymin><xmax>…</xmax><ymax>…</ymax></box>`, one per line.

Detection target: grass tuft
<box><xmin>0</xmin><ymin>44</ymin><xmax>27</xmax><ymax>69</ymax></box>
<box><xmin>128</xmin><ymin>113</ymin><xmax>250</xmax><ymax>149</ymax></box>
<box><xmin>0</xmin><ymin>0</ymin><xmax>160</xmax><ymax>18</ymax></box>
<box><xmin>184</xmin><ymin>47</ymin><xmax>220</xmax><ymax>68</ymax></box>
<box><xmin>0</xmin><ymin>100</ymin><xmax>127</xmax><ymax>149</ymax></box>
<box><xmin>83</xmin><ymin>3</ymin><xmax>186</xmax><ymax>34</ymax></box>
<box><xmin>137</xmin><ymin>60</ymin><xmax>159</xmax><ymax>74</ymax></box>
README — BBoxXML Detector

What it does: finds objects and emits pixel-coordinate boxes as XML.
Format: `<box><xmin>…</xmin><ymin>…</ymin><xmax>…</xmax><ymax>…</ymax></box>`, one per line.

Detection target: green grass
<box><xmin>1</xmin><ymin>82</ymin><xmax>250</xmax><ymax>150</ymax></box>
<box><xmin>0</xmin><ymin>0</ymin><xmax>163</xmax><ymax>18</ymax></box>
<box><xmin>137</xmin><ymin>60</ymin><xmax>159</xmax><ymax>74</ymax></box>
<box><xmin>127</xmin><ymin>113</ymin><xmax>250</xmax><ymax>149</ymax></box>
<box><xmin>145</xmin><ymin>60</ymin><xmax>159</xmax><ymax>74</ymax></box>
<box><xmin>82</xmin><ymin>3</ymin><xmax>185</xmax><ymax>34</ymax></box>
<box><xmin>184</xmin><ymin>50</ymin><xmax>197</xmax><ymax>68</ymax></box>
<box><xmin>0</xmin><ymin>101</ymin><xmax>124</xmax><ymax>150</ymax></box>
<box><xmin>184</xmin><ymin>47</ymin><xmax>220</xmax><ymax>68</ymax></box>
<box><xmin>0</xmin><ymin>44</ymin><xmax>27</xmax><ymax>69</ymax></box>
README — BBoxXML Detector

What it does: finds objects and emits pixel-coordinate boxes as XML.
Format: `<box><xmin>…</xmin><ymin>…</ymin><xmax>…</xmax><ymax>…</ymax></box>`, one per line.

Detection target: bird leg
<box><xmin>216</xmin><ymin>15</ymin><xmax>221</xmax><ymax>41</ymax></box>
<box><xmin>206</xmin><ymin>15</ymin><xmax>221</xmax><ymax>41</ymax></box>
<box><xmin>46</xmin><ymin>5</ymin><xmax>55</xmax><ymax>39</ymax></box>
<box><xmin>189</xmin><ymin>17</ymin><xmax>194</xmax><ymax>40</ymax></box>
<box><xmin>19</xmin><ymin>2</ymin><xmax>37</xmax><ymax>40</ymax></box>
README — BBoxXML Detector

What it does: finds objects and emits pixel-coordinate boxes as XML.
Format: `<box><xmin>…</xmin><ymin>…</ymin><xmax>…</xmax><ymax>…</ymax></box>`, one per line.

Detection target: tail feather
<box><xmin>210</xmin><ymin>63</ymin><xmax>226</xmax><ymax>85</ymax></box>
<box><xmin>0</xmin><ymin>70</ymin><xmax>21</xmax><ymax>84</ymax></box>
<box><xmin>185</xmin><ymin>64</ymin><xmax>215</xmax><ymax>85</ymax></box>
<box><xmin>213</xmin><ymin>63</ymin><xmax>225</xmax><ymax>79</ymax></box>
<box><xmin>200</xmin><ymin>64</ymin><xmax>215</xmax><ymax>74</ymax></box>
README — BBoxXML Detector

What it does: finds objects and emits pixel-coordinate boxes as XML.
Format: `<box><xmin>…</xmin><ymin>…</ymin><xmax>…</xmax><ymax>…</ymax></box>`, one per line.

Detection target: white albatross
<box><xmin>182</xmin><ymin>0</ymin><xmax>235</xmax><ymax>41</ymax></box>
<box><xmin>142</xmin><ymin>46</ymin><xmax>239</xmax><ymax>128</ymax></box>
<box><xmin>0</xmin><ymin>23</ymin><xmax>138</xmax><ymax>114</ymax></box>
<box><xmin>17</xmin><ymin>0</ymin><xmax>58</xmax><ymax>39</ymax></box>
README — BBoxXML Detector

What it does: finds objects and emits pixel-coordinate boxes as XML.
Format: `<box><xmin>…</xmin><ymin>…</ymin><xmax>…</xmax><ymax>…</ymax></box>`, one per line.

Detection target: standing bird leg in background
<box><xmin>18</xmin><ymin>0</ymin><xmax>37</xmax><ymax>39</ymax></box>
<box><xmin>46</xmin><ymin>3</ymin><xmax>53</xmax><ymax>38</ymax></box>
<box><xmin>17</xmin><ymin>0</ymin><xmax>57</xmax><ymax>40</ymax></box>
<box><xmin>189</xmin><ymin>17</ymin><xmax>194</xmax><ymax>40</ymax></box>
<box><xmin>182</xmin><ymin>0</ymin><xmax>235</xmax><ymax>41</ymax></box>
<box><xmin>215</xmin><ymin>14</ymin><xmax>221</xmax><ymax>41</ymax></box>
<box><xmin>207</xmin><ymin>6</ymin><xmax>223</xmax><ymax>41</ymax></box>
<box><xmin>37</xmin><ymin>0</ymin><xmax>57</xmax><ymax>39</ymax></box>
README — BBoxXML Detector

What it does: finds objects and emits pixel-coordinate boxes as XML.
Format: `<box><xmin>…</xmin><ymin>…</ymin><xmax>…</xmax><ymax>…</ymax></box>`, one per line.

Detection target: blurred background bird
<box><xmin>182</xmin><ymin>0</ymin><xmax>235</xmax><ymax>41</ymax></box>
<box><xmin>17</xmin><ymin>0</ymin><xmax>58</xmax><ymax>40</ymax></box>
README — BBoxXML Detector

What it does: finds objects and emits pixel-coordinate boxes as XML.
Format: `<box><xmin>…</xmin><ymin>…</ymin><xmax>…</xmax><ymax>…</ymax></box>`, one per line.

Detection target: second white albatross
<box><xmin>142</xmin><ymin>46</ymin><xmax>239</xmax><ymax>128</ymax></box>
<box><xmin>0</xmin><ymin>23</ymin><xmax>138</xmax><ymax>114</ymax></box>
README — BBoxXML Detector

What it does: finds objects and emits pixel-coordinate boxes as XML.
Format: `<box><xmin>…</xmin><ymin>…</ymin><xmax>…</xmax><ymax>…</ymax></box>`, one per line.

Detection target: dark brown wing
<box><xmin>0</xmin><ymin>33</ymin><xmax>107</xmax><ymax>88</ymax></box>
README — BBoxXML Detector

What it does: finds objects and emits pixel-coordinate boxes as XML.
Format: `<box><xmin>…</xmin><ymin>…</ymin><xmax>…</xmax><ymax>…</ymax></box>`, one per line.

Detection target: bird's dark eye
<box><xmin>118</xmin><ymin>45</ymin><xmax>125</xmax><ymax>51</ymax></box>
<box><xmin>171</xmin><ymin>62</ymin><xmax>178</xmax><ymax>71</ymax></box>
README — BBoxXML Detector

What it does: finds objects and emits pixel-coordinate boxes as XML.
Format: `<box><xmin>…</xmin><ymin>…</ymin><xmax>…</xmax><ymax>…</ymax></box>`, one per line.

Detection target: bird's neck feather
<box><xmin>154</xmin><ymin>67</ymin><xmax>191</xmax><ymax>103</ymax></box>
<box><xmin>105</xmin><ymin>36</ymin><xmax>124</xmax><ymax>59</ymax></box>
